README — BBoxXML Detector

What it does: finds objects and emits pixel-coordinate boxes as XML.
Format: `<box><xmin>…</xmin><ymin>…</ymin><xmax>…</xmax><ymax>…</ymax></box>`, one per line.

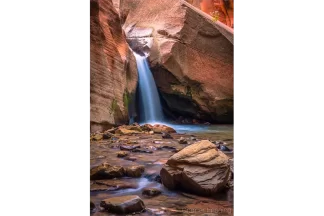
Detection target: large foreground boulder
<box><xmin>160</xmin><ymin>140</ymin><xmax>231</xmax><ymax>195</ymax></box>
<box><xmin>100</xmin><ymin>195</ymin><xmax>145</xmax><ymax>214</ymax></box>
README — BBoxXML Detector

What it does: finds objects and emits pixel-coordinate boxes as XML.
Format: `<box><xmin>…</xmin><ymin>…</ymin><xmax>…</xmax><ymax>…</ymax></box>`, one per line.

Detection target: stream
<box><xmin>90</xmin><ymin>124</ymin><xmax>233</xmax><ymax>216</ymax></box>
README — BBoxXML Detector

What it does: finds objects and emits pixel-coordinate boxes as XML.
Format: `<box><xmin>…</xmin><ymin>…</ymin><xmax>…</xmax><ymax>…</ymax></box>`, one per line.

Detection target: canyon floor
<box><xmin>90</xmin><ymin>124</ymin><xmax>233</xmax><ymax>216</ymax></box>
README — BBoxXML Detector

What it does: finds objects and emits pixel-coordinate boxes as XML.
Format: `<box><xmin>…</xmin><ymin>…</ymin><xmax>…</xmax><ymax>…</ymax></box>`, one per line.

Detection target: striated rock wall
<box><xmin>90</xmin><ymin>0</ymin><xmax>138</xmax><ymax>132</ymax></box>
<box><xmin>123</xmin><ymin>0</ymin><xmax>233</xmax><ymax>123</ymax></box>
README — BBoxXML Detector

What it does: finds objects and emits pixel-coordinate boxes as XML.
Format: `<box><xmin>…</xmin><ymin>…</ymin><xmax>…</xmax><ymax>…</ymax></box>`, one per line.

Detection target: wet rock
<box><xmin>132</xmin><ymin>122</ymin><xmax>140</xmax><ymax>127</ymax></box>
<box><xmin>90</xmin><ymin>163</ymin><xmax>125</xmax><ymax>180</ymax></box>
<box><xmin>127</xmin><ymin>140</ymin><xmax>138</xmax><ymax>144</ymax></box>
<box><xmin>120</xmin><ymin>145</ymin><xmax>140</xmax><ymax>151</ymax></box>
<box><xmin>190</xmin><ymin>136</ymin><xmax>197</xmax><ymax>141</ymax></box>
<box><xmin>91</xmin><ymin>133</ymin><xmax>103</xmax><ymax>141</ymax></box>
<box><xmin>131</xmin><ymin>148</ymin><xmax>153</xmax><ymax>154</ymax></box>
<box><xmin>162</xmin><ymin>132</ymin><xmax>173</xmax><ymax>139</ymax></box>
<box><xmin>153</xmin><ymin>159</ymin><xmax>168</xmax><ymax>165</ymax></box>
<box><xmin>141</xmin><ymin>124</ymin><xmax>153</xmax><ymax>132</ymax></box>
<box><xmin>154</xmin><ymin>175</ymin><xmax>162</xmax><ymax>183</ymax></box>
<box><xmin>102</xmin><ymin>132</ymin><xmax>113</xmax><ymax>139</ymax></box>
<box><xmin>125</xmin><ymin>165</ymin><xmax>145</xmax><ymax>177</ymax></box>
<box><xmin>111</xmin><ymin>137</ymin><xmax>118</xmax><ymax>141</ymax></box>
<box><xmin>90</xmin><ymin>183</ymin><xmax>110</xmax><ymax>192</ymax></box>
<box><xmin>115</xmin><ymin>127</ymin><xmax>142</xmax><ymax>135</ymax></box>
<box><xmin>91</xmin><ymin>179</ymin><xmax>137</xmax><ymax>192</ymax></box>
<box><xmin>104</xmin><ymin>127</ymin><xmax>117</xmax><ymax>134</ymax></box>
<box><xmin>153</xmin><ymin>140</ymin><xmax>164</xmax><ymax>144</ymax></box>
<box><xmin>160</xmin><ymin>140</ymin><xmax>231</xmax><ymax>196</ymax></box>
<box><xmin>126</xmin><ymin>124</ymin><xmax>142</xmax><ymax>132</ymax></box>
<box><xmin>117</xmin><ymin>151</ymin><xmax>128</xmax><ymax>158</ymax></box>
<box><xmin>100</xmin><ymin>195</ymin><xmax>145</xmax><ymax>214</ymax></box>
<box><xmin>217</xmin><ymin>144</ymin><xmax>232</xmax><ymax>152</ymax></box>
<box><xmin>146</xmin><ymin>208</ymin><xmax>166</xmax><ymax>215</ymax></box>
<box><xmin>153</xmin><ymin>124</ymin><xmax>176</xmax><ymax>134</ymax></box>
<box><xmin>143</xmin><ymin>171</ymin><xmax>161</xmax><ymax>182</ymax></box>
<box><xmin>155</xmin><ymin>146</ymin><xmax>163</xmax><ymax>150</ymax></box>
<box><xmin>142</xmin><ymin>188</ymin><xmax>162</xmax><ymax>197</ymax></box>
<box><xmin>172</xmin><ymin>148</ymin><xmax>181</xmax><ymax>153</ymax></box>
<box><xmin>213</xmin><ymin>140</ymin><xmax>226</xmax><ymax>145</ymax></box>
<box><xmin>160</xmin><ymin>146</ymin><xmax>177</xmax><ymax>151</ymax></box>
<box><xmin>109</xmin><ymin>144</ymin><xmax>119</xmax><ymax>149</ymax></box>
<box><xmin>124</xmin><ymin>156</ymin><xmax>137</xmax><ymax>161</ymax></box>
<box><xmin>178</xmin><ymin>137</ymin><xmax>188</xmax><ymax>144</ymax></box>
<box><xmin>145</xmin><ymin>146</ymin><xmax>156</xmax><ymax>151</ymax></box>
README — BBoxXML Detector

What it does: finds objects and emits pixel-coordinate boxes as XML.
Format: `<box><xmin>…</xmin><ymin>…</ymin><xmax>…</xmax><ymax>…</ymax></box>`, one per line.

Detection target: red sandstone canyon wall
<box><xmin>90</xmin><ymin>0</ymin><xmax>138</xmax><ymax>132</ymax></box>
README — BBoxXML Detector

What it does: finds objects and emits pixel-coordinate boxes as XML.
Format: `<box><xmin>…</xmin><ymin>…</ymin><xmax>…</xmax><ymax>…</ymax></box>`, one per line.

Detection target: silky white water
<box><xmin>134</xmin><ymin>53</ymin><xmax>164</xmax><ymax>124</ymax></box>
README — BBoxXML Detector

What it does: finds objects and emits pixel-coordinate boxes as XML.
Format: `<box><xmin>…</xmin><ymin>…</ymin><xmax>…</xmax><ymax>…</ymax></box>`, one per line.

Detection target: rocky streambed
<box><xmin>90</xmin><ymin>123</ymin><xmax>233</xmax><ymax>216</ymax></box>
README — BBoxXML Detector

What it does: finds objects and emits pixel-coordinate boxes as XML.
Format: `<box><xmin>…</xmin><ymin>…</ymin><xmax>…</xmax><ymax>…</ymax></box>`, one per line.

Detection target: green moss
<box><xmin>210</xmin><ymin>11</ymin><xmax>220</xmax><ymax>22</ymax></box>
<box><xmin>123</xmin><ymin>90</ymin><xmax>131</xmax><ymax>109</ymax></box>
<box><xmin>186</xmin><ymin>84</ymin><xmax>202</xmax><ymax>97</ymax></box>
<box><xmin>109</xmin><ymin>99</ymin><xmax>118</xmax><ymax>115</ymax></box>
<box><xmin>170</xmin><ymin>85</ymin><xmax>184</xmax><ymax>96</ymax></box>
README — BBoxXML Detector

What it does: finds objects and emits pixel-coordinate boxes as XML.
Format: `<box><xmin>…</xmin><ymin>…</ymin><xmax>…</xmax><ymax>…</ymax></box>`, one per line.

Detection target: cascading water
<box><xmin>134</xmin><ymin>53</ymin><xmax>164</xmax><ymax>124</ymax></box>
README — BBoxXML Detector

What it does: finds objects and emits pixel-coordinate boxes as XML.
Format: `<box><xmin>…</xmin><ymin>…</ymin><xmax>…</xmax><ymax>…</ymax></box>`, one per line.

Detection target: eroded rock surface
<box><xmin>160</xmin><ymin>140</ymin><xmax>231</xmax><ymax>195</ymax></box>
<box><xmin>125</xmin><ymin>165</ymin><xmax>145</xmax><ymax>177</ymax></box>
<box><xmin>90</xmin><ymin>163</ymin><xmax>125</xmax><ymax>180</ymax></box>
<box><xmin>100</xmin><ymin>195</ymin><xmax>145</xmax><ymax>214</ymax></box>
<box><xmin>142</xmin><ymin>188</ymin><xmax>162</xmax><ymax>197</ymax></box>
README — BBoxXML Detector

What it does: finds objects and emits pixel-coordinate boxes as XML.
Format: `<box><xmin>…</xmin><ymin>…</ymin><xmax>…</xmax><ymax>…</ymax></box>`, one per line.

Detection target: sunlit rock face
<box><xmin>90</xmin><ymin>0</ymin><xmax>138</xmax><ymax>132</ymax></box>
<box><xmin>187</xmin><ymin>0</ymin><xmax>234</xmax><ymax>28</ymax></box>
<box><xmin>122</xmin><ymin>0</ymin><xmax>233</xmax><ymax>123</ymax></box>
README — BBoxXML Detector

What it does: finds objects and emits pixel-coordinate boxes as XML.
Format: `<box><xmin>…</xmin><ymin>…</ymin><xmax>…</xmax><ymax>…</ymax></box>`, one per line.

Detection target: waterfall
<box><xmin>134</xmin><ymin>53</ymin><xmax>164</xmax><ymax>124</ymax></box>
